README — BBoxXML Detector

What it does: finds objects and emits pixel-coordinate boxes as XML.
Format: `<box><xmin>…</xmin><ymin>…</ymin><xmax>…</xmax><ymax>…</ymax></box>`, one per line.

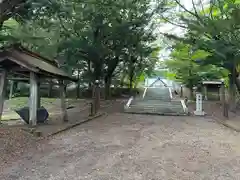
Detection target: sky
<box><xmin>157</xmin><ymin>0</ymin><xmax>202</xmax><ymax>61</ymax></box>
<box><xmin>159</xmin><ymin>0</ymin><xmax>192</xmax><ymax>34</ymax></box>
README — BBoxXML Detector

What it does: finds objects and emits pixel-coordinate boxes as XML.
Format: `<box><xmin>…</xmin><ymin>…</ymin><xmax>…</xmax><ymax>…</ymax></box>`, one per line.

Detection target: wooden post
<box><xmin>60</xmin><ymin>80</ymin><xmax>68</xmax><ymax>122</ymax></box>
<box><xmin>48</xmin><ymin>80</ymin><xmax>53</xmax><ymax>97</ymax></box>
<box><xmin>204</xmin><ymin>85</ymin><xmax>208</xmax><ymax>100</ymax></box>
<box><xmin>89</xmin><ymin>102</ymin><xmax>94</xmax><ymax>116</ymax></box>
<box><xmin>0</xmin><ymin>70</ymin><xmax>7</xmax><ymax>123</ymax></box>
<box><xmin>218</xmin><ymin>85</ymin><xmax>221</xmax><ymax>101</ymax></box>
<box><xmin>9</xmin><ymin>80</ymin><xmax>14</xmax><ymax>100</ymax></box>
<box><xmin>221</xmin><ymin>81</ymin><xmax>228</xmax><ymax>118</ymax></box>
<box><xmin>29</xmin><ymin>72</ymin><xmax>38</xmax><ymax>126</ymax></box>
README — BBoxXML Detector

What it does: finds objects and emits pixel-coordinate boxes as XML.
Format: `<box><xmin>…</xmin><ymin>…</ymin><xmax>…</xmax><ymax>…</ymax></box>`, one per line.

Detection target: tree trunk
<box><xmin>229</xmin><ymin>73</ymin><xmax>236</xmax><ymax>111</ymax></box>
<box><xmin>234</xmin><ymin>67</ymin><xmax>240</xmax><ymax>92</ymax></box>
<box><xmin>235</xmin><ymin>75</ymin><xmax>240</xmax><ymax>92</ymax></box>
<box><xmin>104</xmin><ymin>57</ymin><xmax>119</xmax><ymax>99</ymax></box>
<box><xmin>189</xmin><ymin>86</ymin><xmax>194</xmax><ymax>100</ymax></box>
<box><xmin>188</xmin><ymin>66</ymin><xmax>195</xmax><ymax>100</ymax></box>
<box><xmin>104</xmin><ymin>77</ymin><xmax>111</xmax><ymax>100</ymax></box>
<box><xmin>77</xmin><ymin>68</ymin><xmax>81</xmax><ymax>99</ymax></box>
<box><xmin>92</xmin><ymin>65</ymin><xmax>101</xmax><ymax>98</ymax></box>
<box><xmin>0</xmin><ymin>21</ymin><xmax>3</xmax><ymax>31</ymax></box>
<box><xmin>228</xmin><ymin>66</ymin><xmax>240</xmax><ymax>92</ymax></box>
<box><xmin>87</xmin><ymin>60</ymin><xmax>92</xmax><ymax>89</ymax></box>
<box><xmin>120</xmin><ymin>74</ymin><xmax>126</xmax><ymax>87</ymax></box>
<box><xmin>94</xmin><ymin>65</ymin><xmax>102</xmax><ymax>82</ymax></box>
<box><xmin>129</xmin><ymin>66</ymin><xmax>134</xmax><ymax>94</ymax></box>
<box><xmin>129</xmin><ymin>75</ymin><xmax>134</xmax><ymax>92</ymax></box>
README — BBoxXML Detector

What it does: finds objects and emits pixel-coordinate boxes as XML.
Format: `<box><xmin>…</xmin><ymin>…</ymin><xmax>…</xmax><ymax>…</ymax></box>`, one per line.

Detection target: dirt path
<box><xmin>1</xmin><ymin>113</ymin><xmax>240</xmax><ymax>179</ymax></box>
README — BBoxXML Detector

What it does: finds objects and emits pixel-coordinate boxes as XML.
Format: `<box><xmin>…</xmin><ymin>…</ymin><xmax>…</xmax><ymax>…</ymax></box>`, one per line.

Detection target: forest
<box><xmin>1</xmin><ymin>0</ymin><xmax>240</xmax><ymax>107</ymax></box>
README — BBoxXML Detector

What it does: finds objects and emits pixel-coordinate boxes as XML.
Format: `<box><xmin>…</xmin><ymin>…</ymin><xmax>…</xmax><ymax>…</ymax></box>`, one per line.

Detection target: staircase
<box><xmin>143</xmin><ymin>87</ymin><xmax>172</xmax><ymax>101</ymax></box>
<box><xmin>124</xmin><ymin>87</ymin><xmax>188</xmax><ymax>116</ymax></box>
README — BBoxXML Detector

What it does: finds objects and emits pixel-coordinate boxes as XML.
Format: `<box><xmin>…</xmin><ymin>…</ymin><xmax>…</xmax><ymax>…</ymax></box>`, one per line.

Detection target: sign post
<box><xmin>194</xmin><ymin>93</ymin><xmax>205</xmax><ymax>116</ymax></box>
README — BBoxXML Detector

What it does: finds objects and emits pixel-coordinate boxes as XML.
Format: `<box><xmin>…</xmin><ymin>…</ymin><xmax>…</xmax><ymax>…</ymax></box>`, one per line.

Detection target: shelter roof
<box><xmin>0</xmin><ymin>44</ymin><xmax>74</xmax><ymax>81</ymax></box>
<box><xmin>202</xmin><ymin>80</ymin><xmax>223</xmax><ymax>85</ymax></box>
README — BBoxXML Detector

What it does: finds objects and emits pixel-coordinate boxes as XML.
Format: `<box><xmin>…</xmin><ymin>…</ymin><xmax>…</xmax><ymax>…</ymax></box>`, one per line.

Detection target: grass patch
<box><xmin>5</xmin><ymin>97</ymin><xmax>58</xmax><ymax>110</ymax></box>
<box><xmin>2</xmin><ymin>97</ymin><xmax>59</xmax><ymax>121</ymax></box>
<box><xmin>2</xmin><ymin>97</ymin><xmax>86</xmax><ymax>121</ymax></box>
<box><xmin>2</xmin><ymin>113</ymin><xmax>20</xmax><ymax>121</ymax></box>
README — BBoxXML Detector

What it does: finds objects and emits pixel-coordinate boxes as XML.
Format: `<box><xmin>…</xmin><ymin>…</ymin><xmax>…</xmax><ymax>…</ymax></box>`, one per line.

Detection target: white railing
<box><xmin>180</xmin><ymin>100</ymin><xmax>188</xmax><ymax>114</ymax></box>
<box><xmin>125</xmin><ymin>96</ymin><xmax>134</xmax><ymax>108</ymax></box>
<box><xmin>142</xmin><ymin>87</ymin><xmax>148</xmax><ymax>99</ymax></box>
<box><xmin>168</xmin><ymin>87</ymin><xmax>173</xmax><ymax>99</ymax></box>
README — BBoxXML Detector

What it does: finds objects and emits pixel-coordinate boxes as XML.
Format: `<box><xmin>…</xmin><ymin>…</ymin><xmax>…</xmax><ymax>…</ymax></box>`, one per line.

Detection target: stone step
<box><xmin>124</xmin><ymin>100</ymin><xmax>187</xmax><ymax>115</ymax></box>
<box><xmin>131</xmin><ymin>99</ymin><xmax>182</xmax><ymax>106</ymax></box>
<box><xmin>125</xmin><ymin>106</ymin><xmax>186</xmax><ymax>115</ymax></box>
<box><xmin>128</xmin><ymin>104</ymin><xmax>184</xmax><ymax>111</ymax></box>
<box><xmin>124</xmin><ymin>86</ymin><xmax>188</xmax><ymax>116</ymax></box>
<box><xmin>143</xmin><ymin>87</ymin><xmax>172</xmax><ymax>100</ymax></box>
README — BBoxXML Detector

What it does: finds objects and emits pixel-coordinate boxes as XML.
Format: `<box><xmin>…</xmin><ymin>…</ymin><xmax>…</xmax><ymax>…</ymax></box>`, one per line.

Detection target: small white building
<box><xmin>145</xmin><ymin>77</ymin><xmax>181</xmax><ymax>92</ymax></box>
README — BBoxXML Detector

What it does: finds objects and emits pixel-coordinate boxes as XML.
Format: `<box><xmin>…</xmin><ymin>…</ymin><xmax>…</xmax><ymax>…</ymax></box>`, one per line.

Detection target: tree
<box><xmin>55</xmin><ymin>0</ymin><xmax>165</xmax><ymax>98</ymax></box>
<box><xmin>1</xmin><ymin>0</ymin><xmax>166</xmax><ymax>99</ymax></box>
<box><xmin>163</xmin><ymin>0</ymin><xmax>240</xmax><ymax>107</ymax></box>
<box><xmin>165</xmin><ymin>42</ymin><xmax>225</xmax><ymax>99</ymax></box>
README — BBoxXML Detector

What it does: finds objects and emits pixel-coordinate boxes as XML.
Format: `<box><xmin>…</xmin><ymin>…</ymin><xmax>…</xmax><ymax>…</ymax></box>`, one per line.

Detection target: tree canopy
<box><xmin>0</xmin><ymin>0</ymin><xmax>167</xmax><ymax>98</ymax></box>
<box><xmin>162</xmin><ymin>0</ymin><xmax>240</xmax><ymax>104</ymax></box>
<box><xmin>3</xmin><ymin>0</ymin><xmax>240</xmax><ymax>102</ymax></box>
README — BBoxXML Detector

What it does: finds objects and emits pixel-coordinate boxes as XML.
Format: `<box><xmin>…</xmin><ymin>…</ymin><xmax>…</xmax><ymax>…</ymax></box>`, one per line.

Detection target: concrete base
<box><xmin>194</xmin><ymin>110</ymin><xmax>205</xmax><ymax>116</ymax></box>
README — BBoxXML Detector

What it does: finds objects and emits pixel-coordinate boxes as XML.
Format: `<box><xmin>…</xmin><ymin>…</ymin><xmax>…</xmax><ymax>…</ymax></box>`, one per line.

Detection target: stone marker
<box><xmin>194</xmin><ymin>93</ymin><xmax>205</xmax><ymax>116</ymax></box>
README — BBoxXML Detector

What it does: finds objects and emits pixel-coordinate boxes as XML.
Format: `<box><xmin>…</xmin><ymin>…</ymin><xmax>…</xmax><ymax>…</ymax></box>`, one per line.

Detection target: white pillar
<box><xmin>0</xmin><ymin>70</ymin><xmax>7</xmax><ymax>123</ymax></box>
<box><xmin>29</xmin><ymin>72</ymin><xmax>38</xmax><ymax>126</ymax></box>
<box><xmin>194</xmin><ymin>93</ymin><xmax>205</xmax><ymax>116</ymax></box>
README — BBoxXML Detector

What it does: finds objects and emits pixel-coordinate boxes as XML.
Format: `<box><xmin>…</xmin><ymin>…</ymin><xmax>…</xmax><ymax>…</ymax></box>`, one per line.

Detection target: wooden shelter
<box><xmin>202</xmin><ymin>80</ymin><xmax>223</xmax><ymax>101</ymax></box>
<box><xmin>0</xmin><ymin>44</ymin><xmax>75</xmax><ymax>126</ymax></box>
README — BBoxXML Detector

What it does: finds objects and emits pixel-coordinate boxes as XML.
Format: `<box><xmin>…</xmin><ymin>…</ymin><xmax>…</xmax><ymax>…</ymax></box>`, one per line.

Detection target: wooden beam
<box><xmin>8</xmin><ymin>71</ymin><xmax>29</xmax><ymax>78</ymax></box>
<box><xmin>0</xmin><ymin>70</ymin><xmax>7</xmax><ymax>123</ymax></box>
<box><xmin>6</xmin><ymin>77</ymin><xmax>60</xmax><ymax>86</ymax></box>
<box><xmin>9</xmin><ymin>67</ymin><xmax>29</xmax><ymax>72</ymax></box>
<box><xmin>29</xmin><ymin>72</ymin><xmax>38</xmax><ymax>126</ymax></box>
<box><xmin>7</xmin><ymin>77</ymin><xmax>28</xmax><ymax>81</ymax></box>
<box><xmin>60</xmin><ymin>80</ymin><xmax>68</xmax><ymax>122</ymax></box>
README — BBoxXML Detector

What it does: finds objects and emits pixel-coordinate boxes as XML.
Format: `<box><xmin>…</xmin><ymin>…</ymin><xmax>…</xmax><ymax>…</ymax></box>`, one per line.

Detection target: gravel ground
<box><xmin>1</xmin><ymin>113</ymin><xmax>240</xmax><ymax>180</ymax></box>
<box><xmin>0</xmin><ymin>127</ymin><xmax>39</xmax><ymax>170</ymax></box>
<box><xmin>0</xmin><ymin>99</ymin><xmax>121</xmax><ymax>169</ymax></box>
